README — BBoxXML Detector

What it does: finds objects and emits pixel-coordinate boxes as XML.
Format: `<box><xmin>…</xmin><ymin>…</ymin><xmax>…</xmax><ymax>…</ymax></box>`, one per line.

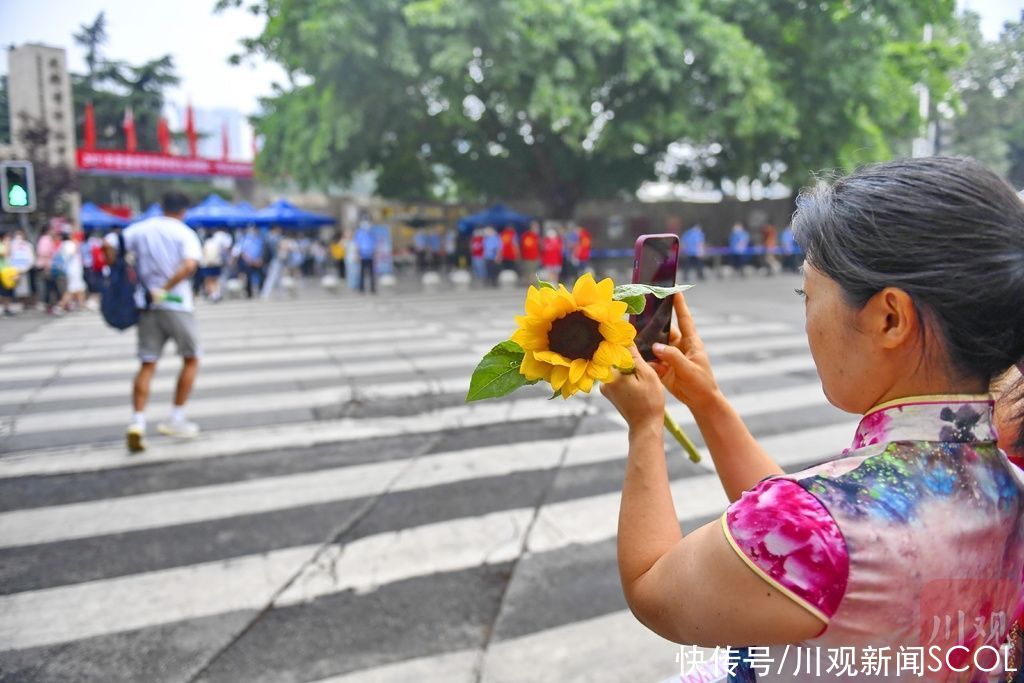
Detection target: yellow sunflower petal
<box><xmin>524</xmin><ymin>286</ymin><xmax>546</xmax><ymax>316</ymax></box>
<box><xmin>599</xmin><ymin>320</ymin><xmax>637</xmax><ymax>345</ymax></box>
<box><xmin>586</xmin><ymin>362</ymin><xmax>612</xmax><ymax>381</ymax></box>
<box><xmin>592</xmin><ymin>340</ymin><xmax>619</xmax><ymax>367</ymax></box>
<box><xmin>534</xmin><ymin>349</ymin><xmax>571</xmax><ymax>367</ymax></box>
<box><xmin>560</xmin><ymin>383</ymin><xmax>576</xmax><ymax>399</ymax></box>
<box><xmin>581</xmin><ymin>302</ymin><xmax>611</xmax><ymax>321</ymax></box>
<box><xmin>595</xmin><ymin>277</ymin><xmax>614</xmax><ymax>301</ymax></box>
<box><xmin>511</xmin><ymin>329</ymin><xmax>547</xmax><ymax>351</ymax></box>
<box><xmin>571</xmin><ymin>273</ymin><xmax>599</xmax><ymax>307</ymax></box>
<box><xmin>550</xmin><ymin>365</ymin><xmax>570</xmax><ymax>390</ymax></box>
<box><xmin>606</xmin><ymin>299</ymin><xmax>628</xmax><ymax>318</ymax></box>
<box><xmin>578</xmin><ymin>376</ymin><xmax>595</xmax><ymax>393</ymax></box>
<box><xmin>520</xmin><ymin>351</ymin><xmax>552</xmax><ymax>381</ymax></box>
<box><xmin>568</xmin><ymin>358</ymin><xmax>588</xmax><ymax>384</ymax></box>
<box><xmin>613</xmin><ymin>344</ymin><xmax>634</xmax><ymax>369</ymax></box>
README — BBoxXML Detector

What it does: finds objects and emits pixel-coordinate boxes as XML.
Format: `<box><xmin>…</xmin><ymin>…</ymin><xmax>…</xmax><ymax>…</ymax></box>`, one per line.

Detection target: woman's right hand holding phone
<box><xmin>649</xmin><ymin>293</ymin><xmax>722</xmax><ymax>414</ymax></box>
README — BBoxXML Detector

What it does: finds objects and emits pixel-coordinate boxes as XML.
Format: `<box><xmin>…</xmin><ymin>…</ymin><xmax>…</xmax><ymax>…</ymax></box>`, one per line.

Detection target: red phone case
<box><xmin>631</xmin><ymin>234</ymin><xmax>680</xmax><ymax>360</ymax></box>
<box><xmin>630</xmin><ymin>233</ymin><xmax>680</xmax><ymax>298</ymax></box>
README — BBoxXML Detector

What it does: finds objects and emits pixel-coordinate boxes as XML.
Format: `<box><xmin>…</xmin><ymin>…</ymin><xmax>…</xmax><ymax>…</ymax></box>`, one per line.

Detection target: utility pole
<box><xmin>912</xmin><ymin>24</ymin><xmax>936</xmax><ymax>158</ymax></box>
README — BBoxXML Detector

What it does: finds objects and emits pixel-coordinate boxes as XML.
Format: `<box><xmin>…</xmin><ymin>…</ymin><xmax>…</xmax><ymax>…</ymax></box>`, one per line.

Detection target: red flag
<box><xmin>185</xmin><ymin>102</ymin><xmax>198</xmax><ymax>157</ymax></box>
<box><xmin>122</xmin><ymin>106</ymin><xmax>137</xmax><ymax>152</ymax></box>
<box><xmin>84</xmin><ymin>102</ymin><xmax>97</xmax><ymax>151</ymax></box>
<box><xmin>157</xmin><ymin>117</ymin><xmax>171</xmax><ymax>155</ymax></box>
<box><xmin>221</xmin><ymin>120</ymin><xmax>230</xmax><ymax>161</ymax></box>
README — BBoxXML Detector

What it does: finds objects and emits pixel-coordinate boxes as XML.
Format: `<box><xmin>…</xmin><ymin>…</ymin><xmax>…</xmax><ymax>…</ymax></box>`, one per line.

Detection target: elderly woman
<box><xmin>601</xmin><ymin>157</ymin><xmax>1024</xmax><ymax>682</ymax></box>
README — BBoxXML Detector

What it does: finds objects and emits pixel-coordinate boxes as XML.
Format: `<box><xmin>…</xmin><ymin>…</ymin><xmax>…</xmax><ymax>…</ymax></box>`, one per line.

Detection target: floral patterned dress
<box><xmin>705</xmin><ymin>396</ymin><xmax>1024</xmax><ymax>682</ymax></box>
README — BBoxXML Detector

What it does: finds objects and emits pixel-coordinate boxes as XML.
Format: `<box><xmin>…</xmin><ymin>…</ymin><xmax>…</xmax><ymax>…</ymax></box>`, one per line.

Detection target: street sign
<box><xmin>1</xmin><ymin>160</ymin><xmax>36</xmax><ymax>213</ymax></box>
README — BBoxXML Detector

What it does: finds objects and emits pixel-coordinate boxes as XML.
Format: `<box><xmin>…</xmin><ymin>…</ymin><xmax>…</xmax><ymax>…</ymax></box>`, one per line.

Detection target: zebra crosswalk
<box><xmin>0</xmin><ymin>283</ymin><xmax>856</xmax><ymax>682</ymax></box>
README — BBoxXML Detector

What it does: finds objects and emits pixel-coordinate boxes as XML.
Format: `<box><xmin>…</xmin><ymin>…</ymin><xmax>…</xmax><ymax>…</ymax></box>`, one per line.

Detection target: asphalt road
<box><xmin>0</xmin><ymin>271</ymin><xmax>855</xmax><ymax>682</ymax></box>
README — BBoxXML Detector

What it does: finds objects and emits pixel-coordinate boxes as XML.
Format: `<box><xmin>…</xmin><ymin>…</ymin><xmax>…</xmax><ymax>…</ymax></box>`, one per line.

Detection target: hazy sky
<box><xmin>1</xmin><ymin>0</ymin><xmax>1021</xmax><ymax>119</ymax></box>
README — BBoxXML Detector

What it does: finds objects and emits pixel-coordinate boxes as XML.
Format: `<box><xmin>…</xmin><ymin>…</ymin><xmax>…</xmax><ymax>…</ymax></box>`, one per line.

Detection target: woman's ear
<box><xmin>862</xmin><ymin>287</ymin><xmax>919</xmax><ymax>350</ymax></box>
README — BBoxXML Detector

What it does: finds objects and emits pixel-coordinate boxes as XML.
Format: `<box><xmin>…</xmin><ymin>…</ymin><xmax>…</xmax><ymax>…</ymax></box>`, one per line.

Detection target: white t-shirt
<box><xmin>107</xmin><ymin>216</ymin><xmax>202</xmax><ymax>312</ymax></box>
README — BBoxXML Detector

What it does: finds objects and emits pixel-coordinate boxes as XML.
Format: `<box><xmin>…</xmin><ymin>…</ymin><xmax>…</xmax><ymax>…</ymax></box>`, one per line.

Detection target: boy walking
<box><xmin>105</xmin><ymin>193</ymin><xmax>203</xmax><ymax>452</ymax></box>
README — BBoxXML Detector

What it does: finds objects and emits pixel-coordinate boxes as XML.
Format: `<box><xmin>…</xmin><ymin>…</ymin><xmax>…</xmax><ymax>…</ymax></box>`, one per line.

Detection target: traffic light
<box><xmin>1</xmin><ymin>161</ymin><xmax>36</xmax><ymax>213</ymax></box>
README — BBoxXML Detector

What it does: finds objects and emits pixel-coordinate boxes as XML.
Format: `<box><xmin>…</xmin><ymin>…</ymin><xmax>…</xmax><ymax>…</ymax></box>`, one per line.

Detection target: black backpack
<box><xmin>100</xmin><ymin>232</ymin><xmax>143</xmax><ymax>330</ymax></box>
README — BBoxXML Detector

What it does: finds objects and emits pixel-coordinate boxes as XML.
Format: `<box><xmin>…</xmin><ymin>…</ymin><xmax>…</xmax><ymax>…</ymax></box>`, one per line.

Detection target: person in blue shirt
<box><xmin>728</xmin><ymin>222</ymin><xmax>750</xmax><ymax>278</ymax></box>
<box><xmin>482</xmin><ymin>226</ymin><xmax>502</xmax><ymax>287</ymax></box>
<box><xmin>413</xmin><ymin>230</ymin><xmax>429</xmax><ymax>273</ymax></box>
<box><xmin>353</xmin><ymin>220</ymin><xmax>377</xmax><ymax>293</ymax></box>
<box><xmin>426</xmin><ymin>231</ymin><xmax>443</xmax><ymax>271</ymax></box>
<box><xmin>236</xmin><ymin>227</ymin><xmax>265</xmax><ymax>298</ymax></box>
<box><xmin>680</xmin><ymin>223</ymin><xmax>706</xmax><ymax>281</ymax></box>
<box><xmin>560</xmin><ymin>224</ymin><xmax>580</xmax><ymax>282</ymax></box>
<box><xmin>780</xmin><ymin>224</ymin><xmax>800</xmax><ymax>273</ymax></box>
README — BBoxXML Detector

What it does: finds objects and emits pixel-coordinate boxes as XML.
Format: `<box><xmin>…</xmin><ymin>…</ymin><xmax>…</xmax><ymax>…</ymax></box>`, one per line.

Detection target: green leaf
<box><xmin>466</xmin><ymin>341</ymin><xmax>536</xmax><ymax>403</ymax></box>
<box><xmin>613</xmin><ymin>283</ymin><xmax>694</xmax><ymax>315</ymax></box>
<box><xmin>534</xmin><ymin>277</ymin><xmax>556</xmax><ymax>290</ymax></box>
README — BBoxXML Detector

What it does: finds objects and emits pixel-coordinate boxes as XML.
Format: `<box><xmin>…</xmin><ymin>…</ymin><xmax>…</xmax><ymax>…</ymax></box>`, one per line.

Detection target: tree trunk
<box><xmin>539</xmin><ymin>185</ymin><xmax>579</xmax><ymax>221</ymax></box>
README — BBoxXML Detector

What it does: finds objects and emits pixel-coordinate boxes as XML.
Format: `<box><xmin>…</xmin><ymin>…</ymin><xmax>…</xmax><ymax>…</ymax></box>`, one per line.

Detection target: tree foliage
<box><xmin>224</xmin><ymin>0</ymin><xmax>958</xmax><ymax>215</ymax></box>
<box><xmin>948</xmin><ymin>11</ymin><xmax>1024</xmax><ymax>187</ymax></box>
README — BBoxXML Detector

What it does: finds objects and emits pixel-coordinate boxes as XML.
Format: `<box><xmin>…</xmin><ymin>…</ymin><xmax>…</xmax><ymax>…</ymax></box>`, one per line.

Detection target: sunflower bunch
<box><xmin>466</xmin><ymin>273</ymin><xmax>701</xmax><ymax>461</ymax></box>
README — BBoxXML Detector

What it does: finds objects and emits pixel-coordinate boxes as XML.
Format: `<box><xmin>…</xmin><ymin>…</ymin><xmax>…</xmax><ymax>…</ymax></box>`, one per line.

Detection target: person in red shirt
<box><xmin>470</xmin><ymin>229</ymin><xmax>486</xmax><ymax>282</ymax></box>
<box><xmin>540</xmin><ymin>228</ymin><xmax>563</xmax><ymax>282</ymax></box>
<box><xmin>520</xmin><ymin>220</ymin><xmax>541</xmax><ymax>284</ymax></box>
<box><xmin>574</xmin><ymin>225</ymin><xmax>592</xmax><ymax>274</ymax></box>
<box><xmin>499</xmin><ymin>224</ymin><xmax>519</xmax><ymax>276</ymax></box>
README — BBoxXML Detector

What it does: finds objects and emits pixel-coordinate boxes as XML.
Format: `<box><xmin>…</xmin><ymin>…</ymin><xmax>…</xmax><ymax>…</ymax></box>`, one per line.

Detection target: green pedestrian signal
<box><xmin>1</xmin><ymin>161</ymin><xmax>36</xmax><ymax>213</ymax></box>
<box><xmin>9</xmin><ymin>183</ymin><xmax>28</xmax><ymax>207</ymax></box>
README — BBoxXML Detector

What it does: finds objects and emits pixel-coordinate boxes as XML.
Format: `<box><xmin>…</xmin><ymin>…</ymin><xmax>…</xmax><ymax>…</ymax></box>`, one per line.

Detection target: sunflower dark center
<box><xmin>547</xmin><ymin>311</ymin><xmax>602</xmax><ymax>360</ymax></box>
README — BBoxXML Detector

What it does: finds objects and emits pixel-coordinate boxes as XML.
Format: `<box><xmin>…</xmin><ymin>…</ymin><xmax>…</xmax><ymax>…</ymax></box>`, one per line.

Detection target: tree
<box><xmin>71</xmin><ymin>12</ymin><xmax>181</xmax><ymax>153</ymax></box>
<box><xmin>946</xmin><ymin>11</ymin><xmax>1024</xmax><ymax>187</ymax></box>
<box><xmin>224</xmin><ymin>0</ymin><xmax>959</xmax><ymax>216</ymax></box>
<box><xmin>14</xmin><ymin>114</ymin><xmax>78</xmax><ymax>222</ymax></box>
<box><xmin>72</xmin><ymin>11</ymin><xmax>107</xmax><ymax>86</ymax></box>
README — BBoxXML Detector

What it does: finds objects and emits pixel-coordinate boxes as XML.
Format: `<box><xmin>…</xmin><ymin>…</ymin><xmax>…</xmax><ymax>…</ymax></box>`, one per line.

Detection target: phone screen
<box><xmin>631</xmin><ymin>234</ymin><xmax>680</xmax><ymax>361</ymax></box>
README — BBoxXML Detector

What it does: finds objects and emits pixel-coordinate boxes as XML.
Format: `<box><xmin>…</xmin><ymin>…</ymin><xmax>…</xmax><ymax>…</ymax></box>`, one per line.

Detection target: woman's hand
<box><xmin>650</xmin><ymin>293</ymin><xmax>721</xmax><ymax>412</ymax></box>
<box><xmin>600</xmin><ymin>344</ymin><xmax>665</xmax><ymax>431</ymax></box>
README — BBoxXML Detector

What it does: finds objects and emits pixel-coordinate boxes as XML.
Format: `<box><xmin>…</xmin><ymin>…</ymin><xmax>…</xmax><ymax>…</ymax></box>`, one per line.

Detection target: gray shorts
<box><xmin>137</xmin><ymin>309</ymin><xmax>201</xmax><ymax>362</ymax></box>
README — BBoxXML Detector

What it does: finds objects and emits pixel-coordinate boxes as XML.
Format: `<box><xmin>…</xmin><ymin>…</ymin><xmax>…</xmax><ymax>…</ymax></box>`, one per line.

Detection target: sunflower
<box><xmin>511</xmin><ymin>273</ymin><xmax>636</xmax><ymax>399</ymax></box>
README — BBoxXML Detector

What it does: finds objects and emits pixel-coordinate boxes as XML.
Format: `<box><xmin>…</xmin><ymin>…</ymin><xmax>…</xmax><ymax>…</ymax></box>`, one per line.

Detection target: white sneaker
<box><xmin>158</xmin><ymin>419</ymin><xmax>200</xmax><ymax>439</ymax></box>
<box><xmin>126</xmin><ymin>424</ymin><xmax>146</xmax><ymax>453</ymax></box>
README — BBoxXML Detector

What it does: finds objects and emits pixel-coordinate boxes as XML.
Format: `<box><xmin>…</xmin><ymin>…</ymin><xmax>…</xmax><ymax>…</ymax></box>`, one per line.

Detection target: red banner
<box><xmin>76</xmin><ymin>150</ymin><xmax>253</xmax><ymax>178</ymax></box>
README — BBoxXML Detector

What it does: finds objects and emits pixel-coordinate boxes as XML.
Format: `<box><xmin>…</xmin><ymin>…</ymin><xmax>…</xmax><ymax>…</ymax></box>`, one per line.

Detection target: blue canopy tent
<box><xmin>183</xmin><ymin>194</ymin><xmax>251</xmax><ymax>229</ymax></box>
<box><xmin>458</xmin><ymin>204</ymin><xmax>533</xmax><ymax>234</ymax></box>
<box><xmin>128</xmin><ymin>202</ymin><xmax>163</xmax><ymax>225</ymax></box>
<box><xmin>80</xmin><ymin>202</ymin><xmax>129</xmax><ymax>230</ymax></box>
<box><xmin>255</xmin><ymin>199</ymin><xmax>335</xmax><ymax>229</ymax></box>
<box><xmin>234</xmin><ymin>201</ymin><xmax>261</xmax><ymax>226</ymax></box>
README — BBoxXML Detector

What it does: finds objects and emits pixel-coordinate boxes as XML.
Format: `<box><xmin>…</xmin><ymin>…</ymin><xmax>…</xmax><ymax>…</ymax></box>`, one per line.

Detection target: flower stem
<box><xmin>664</xmin><ymin>411</ymin><xmax>701</xmax><ymax>463</ymax></box>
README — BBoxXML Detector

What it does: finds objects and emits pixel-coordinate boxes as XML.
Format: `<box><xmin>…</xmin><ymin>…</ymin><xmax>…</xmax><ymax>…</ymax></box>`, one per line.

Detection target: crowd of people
<box><xmin>679</xmin><ymin>220</ymin><xmax>802</xmax><ymax>281</ymax></box>
<box><xmin>0</xmin><ymin>209</ymin><xmax>806</xmax><ymax>318</ymax></box>
<box><xmin>463</xmin><ymin>221</ymin><xmax>592</xmax><ymax>287</ymax></box>
<box><xmin>0</xmin><ymin>220</ymin><xmax>111</xmax><ymax>317</ymax></box>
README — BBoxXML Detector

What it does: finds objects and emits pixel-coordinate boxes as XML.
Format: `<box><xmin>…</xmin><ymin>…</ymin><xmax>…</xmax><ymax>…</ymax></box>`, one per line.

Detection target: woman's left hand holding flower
<box><xmin>600</xmin><ymin>344</ymin><xmax>666</xmax><ymax>433</ymax></box>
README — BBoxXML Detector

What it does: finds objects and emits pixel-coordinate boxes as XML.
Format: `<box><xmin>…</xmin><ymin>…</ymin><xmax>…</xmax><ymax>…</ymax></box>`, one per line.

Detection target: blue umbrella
<box><xmin>184</xmin><ymin>194</ymin><xmax>250</xmax><ymax>228</ymax></box>
<box><xmin>458</xmin><ymin>204</ymin><xmax>532</xmax><ymax>234</ymax></box>
<box><xmin>80</xmin><ymin>202</ymin><xmax>128</xmax><ymax>230</ymax></box>
<box><xmin>255</xmin><ymin>199</ymin><xmax>335</xmax><ymax>229</ymax></box>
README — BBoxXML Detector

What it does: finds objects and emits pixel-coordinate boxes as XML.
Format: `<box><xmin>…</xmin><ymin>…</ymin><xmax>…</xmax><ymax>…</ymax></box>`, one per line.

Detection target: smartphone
<box><xmin>630</xmin><ymin>233</ymin><xmax>680</xmax><ymax>361</ymax></box>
